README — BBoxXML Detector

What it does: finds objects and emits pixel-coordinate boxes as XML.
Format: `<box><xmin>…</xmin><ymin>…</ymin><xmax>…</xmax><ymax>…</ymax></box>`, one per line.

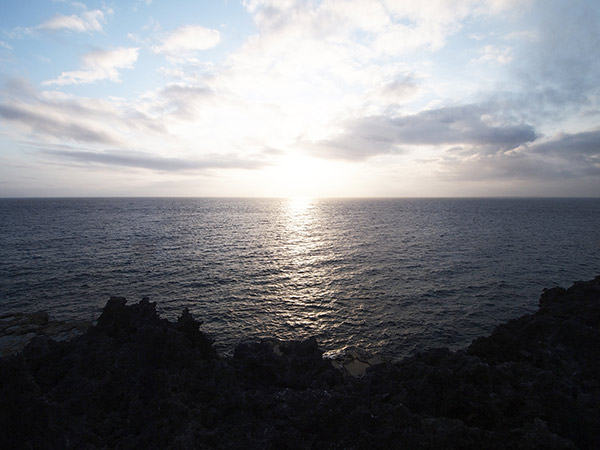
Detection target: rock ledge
<box><xmin>1</xmin><ymin>277</ymin><xmax>599</xmax><ymax>449</ymax></box>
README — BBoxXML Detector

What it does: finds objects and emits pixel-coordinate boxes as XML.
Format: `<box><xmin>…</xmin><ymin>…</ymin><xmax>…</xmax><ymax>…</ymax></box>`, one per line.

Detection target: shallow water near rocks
<box><xmin>1</xmin><ymin>197</ymin><xmax>599</xmax><ymax>360</ymax></box>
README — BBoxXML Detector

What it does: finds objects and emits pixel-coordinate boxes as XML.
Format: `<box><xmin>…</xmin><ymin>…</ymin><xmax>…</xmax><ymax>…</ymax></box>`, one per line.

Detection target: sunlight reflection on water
<box><xmin>1</xmin><ymin>198</ymin><xmax>599</xmax><ymax>360</ymax></box>
<box><xmin>278</xmin><ymin>197</ymin><xmax>334</xmax><ymax>339</ymax></box>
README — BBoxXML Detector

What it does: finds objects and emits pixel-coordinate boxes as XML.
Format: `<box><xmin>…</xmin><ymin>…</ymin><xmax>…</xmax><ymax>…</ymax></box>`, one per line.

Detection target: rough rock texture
<box><xmin>1</xmin><ymin>277</ymin><xmax>599</xmax><ymax>449</ymax></box>
<box><xmin>0</xmin><ymin>311</ymin><xmax>91</xmax><ymax>357</ymax></box>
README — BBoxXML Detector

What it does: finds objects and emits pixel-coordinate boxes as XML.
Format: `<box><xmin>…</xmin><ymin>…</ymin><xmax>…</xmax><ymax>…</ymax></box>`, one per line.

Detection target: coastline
<box><xmin>1</xmin><ymin>277</ymin><xmax>599</xmax><ymax>449</ymax></box>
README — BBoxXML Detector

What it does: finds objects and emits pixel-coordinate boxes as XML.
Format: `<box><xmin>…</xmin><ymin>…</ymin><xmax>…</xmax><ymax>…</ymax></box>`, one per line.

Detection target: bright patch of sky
<box><xmin>0</xmin><ymin>0</ymin><xmax>599</xmax><ymax>197</ymax></box>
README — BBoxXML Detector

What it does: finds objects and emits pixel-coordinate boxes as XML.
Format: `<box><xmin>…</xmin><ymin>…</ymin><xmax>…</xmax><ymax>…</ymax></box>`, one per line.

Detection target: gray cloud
<box><xmin>532</xmin><ymin>128</ymin><xmax>600</xmax><ymax>158</ymax></box>
<box><xmin>153</xmin><ymin>84</ymin><xmax>215</xmax><ymax>118</ymax></box>
<box><xmin>0</xmin><ymin>103</ymin><xmax>120</xmax><ymax>145</ymax></box>
<box><xmin>40</xmin><ymin>148</ymin><xmax>266</xmax><ymax>172</ymax></box>
<box><xmin>311</xmin><ymin>104</ymin><xmax>537</xmax><ymax>160</ymax></box>
<box><xmin>530</xmin><ymin>128</ymin><xmax>600</xmax><ymax>177</ymax></box>
<box><xmin>438</xmin><ymin>127</ymin><xmax>600</xmax><ymax>182</ymax></box>
<box><xmin>507</xmin><ymin>0</ymin><xmax>600</xmax><ymax>122</ymax></box>
<box><xmin>378</xmin><ymin>75</ymin><xmax>419</xmax><ymax>103</ymax></box>
<box><xmin>0</xmin><ymin>78</ymin><xmax>166</xmax><ymax>144</ymax></box>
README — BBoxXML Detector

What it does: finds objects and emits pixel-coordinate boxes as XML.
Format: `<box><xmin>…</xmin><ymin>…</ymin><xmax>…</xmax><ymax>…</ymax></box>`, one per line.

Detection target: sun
<box><xmin>270</xmin><ymin>153</ymin><xmax>348</xmax><ymax>198</ymax></box>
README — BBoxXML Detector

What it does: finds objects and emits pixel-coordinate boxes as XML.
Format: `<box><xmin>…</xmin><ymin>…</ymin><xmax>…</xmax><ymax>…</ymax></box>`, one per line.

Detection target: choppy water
<box><xmin>1</xmin><ymin>197</ymin><xmax>599</xmax><ymax>359</ymax></box>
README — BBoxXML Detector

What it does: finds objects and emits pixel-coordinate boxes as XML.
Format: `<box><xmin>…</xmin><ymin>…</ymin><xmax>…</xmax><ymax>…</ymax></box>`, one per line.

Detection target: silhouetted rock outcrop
<box><xmin>1</xmin><ymin>277</ymin><xmax>599</xmax><ymax>449</ymax></box>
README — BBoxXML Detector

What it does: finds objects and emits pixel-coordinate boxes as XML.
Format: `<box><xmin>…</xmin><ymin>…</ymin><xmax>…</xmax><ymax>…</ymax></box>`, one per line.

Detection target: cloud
<box><xmin>437</xmin><ymin>127</ymin><xmax>600</xmax><ymax>182</ymax></box>
<box><xmin>531</xmin><ymin>128</ymin><xmax>600</xmax><ymax>171</ymax></box>
<box><xmin>0</xmin><ymin>77</ymin><xmax>268</xmax><ymax>176</ymax></box>
<box><xmin>40</xmin><ymin>148</ymin><xmax>265</xmax><ymax>172</ymax></box>
<box><xmin>376</xmin><ymin>75</ymin><xmax>420</xmax><ymax>104</ymax></box>
<box><xmin>243</xmin><ymin>0</ymin><xmax>469</xmax><ymax>56</ymax></box>
<box><xmin>473</xmin><ymin>45</ymin><xmax>512</xmax><ymax>65</ymax></box>
<box><xmin>310</xmin><ymin>104</ymin><xmax>537</xmax><ymax>160</ymax></box>
<box><xmin>42</xmin><ymin>48</ymin><xmax>139</xmax><ymax>86</ymax></box>
<box><xmin>223</xmin><ymin>0</ymin><xmax>537</xmax><ymax>142</ymax></box>
<box><xmin>0</xmin><ymin>78</ymin><xmax>266</xmax><ymax>175</ymax></box>
<box><xmin>511</xmin><ymin>0</ymin><xmax>600</xmax><ymax>114</ymax></box>
<box><xmin>0</xmin><ymin>102</ymin><xmax>121</xmax><ymax>145</ymax></box>
<box><xmin>149</xmin><ymin>84</ymin><xmax>216</xmax><ymax>119</ymax></box>
<box><xmin>2</xmin><ymin>0</ymin><xmax>597</xmax><ymax>197</ymax></box>
<box><xmin>37</xmin><ymin>9</ymin><xmax>107</xmax><ymax>33</ymax></box>
<box><xmin>153</xmin><ymin>25</ymin><xmax>221</xmax><ymax>62</ymax></box>
<box><xmin>0</xmin><ymin>78</ymin><xmax>164</xmax><ymax>146</ymax></box>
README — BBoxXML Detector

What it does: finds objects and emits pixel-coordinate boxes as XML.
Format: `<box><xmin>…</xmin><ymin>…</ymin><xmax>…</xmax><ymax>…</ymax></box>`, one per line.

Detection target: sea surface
<box><xmin>1</xmin><ymin>197</ymin><xmax>599</xmax><ymax>359</ymax></box>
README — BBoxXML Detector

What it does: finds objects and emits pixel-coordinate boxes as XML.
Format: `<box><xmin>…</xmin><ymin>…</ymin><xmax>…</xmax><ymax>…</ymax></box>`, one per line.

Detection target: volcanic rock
<box><xmin>1</xmin><ymin>277</ymin><xmax>599</xmax><ymax>449</ymax></box>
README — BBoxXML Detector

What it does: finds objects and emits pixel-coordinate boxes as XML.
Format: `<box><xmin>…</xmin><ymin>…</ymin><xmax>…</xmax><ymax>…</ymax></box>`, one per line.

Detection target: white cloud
<box><xmin>480</xmin><ymin>0</ymin><xmax>535</xmax><ymax>15</ymax></box>
<box><xmin>3</xmin><ymin>0</ymin><xmax>597</xmax><ymax>197</ymax></box>
<box><xmin>153</xmin><ymin>25</ymin><xmax>221</xmax><ymax>62</ymax></box>
<box><xmin>38</xmin><ymin>9</ymin><xmax>107</xmax><ymax>33</ymax></box>
<box><xmin>237</xmin><ymin>0</ymin><xmax>530</xmax><ymax>73</ymax></box>
<box><xmin>373</xmin><ymin>22</ymin><xmax>446</xmax><ymax>55</ymax></box>
<box><xmin>0</xmin><ymin>78</ymin><xmax>269</xmax><ymax>180</ymax></box>
<box><xmin>381</xmin><ymin>0</ymin><xmax>476</xmax><ymax>24</ymax></box>
<box><xmin>473</xmin><ymin>45</ymin><xmax>512</xmax><ymax>65</ymax></box>
<box><xmin>42</xmin><ymin>48</ymin><xmax>139</xmax><ymax>86</ymax></box>
<box><xmin>504</xmin><ymin>30</ymin><xmax>538</xmax><ymax>42</ymax></box>
<box><xmin>220</xmin><ymin>0</ymin><xmax>515</xmax><ymax>147</ymax></box>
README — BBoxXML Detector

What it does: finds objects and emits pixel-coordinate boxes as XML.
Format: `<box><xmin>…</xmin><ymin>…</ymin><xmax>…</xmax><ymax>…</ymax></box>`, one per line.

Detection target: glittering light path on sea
<box><xmin>1</xmin><ymin>198</ymin><xmax>599</xmax><ymax>359</ymax></box>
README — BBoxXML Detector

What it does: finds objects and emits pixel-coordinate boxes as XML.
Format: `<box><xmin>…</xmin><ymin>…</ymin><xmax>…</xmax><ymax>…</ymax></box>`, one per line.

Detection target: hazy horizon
<box><xmin>1</xmin><ymin>195</ymin><xmax>599</xmax><ymax>200</ymax></box>
<box><xmin>1</xmin><ymin>1</ymin><xmax>599</xmax><ymax>197</ymax></box>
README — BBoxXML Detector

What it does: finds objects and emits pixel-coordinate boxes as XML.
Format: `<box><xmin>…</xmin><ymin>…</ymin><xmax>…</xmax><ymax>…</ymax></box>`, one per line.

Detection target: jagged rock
<box><xmin>233</xmin><ymin>337</ymin><xmax>342</xmax><ymax>389</ymax></box>
<box><xmin>0</xmin><ymin>277</ymin><xmax>599</xmax><ymax>449</ymax></box>
<box><xmin>328</xmin><ymin>347</ymin><xmax>386</xmax><ymax>378</ymax></box>
<box><xmin>0</xmin><ymin>311</ymin><xmax>91</xmax><ymax>357</ymax></box>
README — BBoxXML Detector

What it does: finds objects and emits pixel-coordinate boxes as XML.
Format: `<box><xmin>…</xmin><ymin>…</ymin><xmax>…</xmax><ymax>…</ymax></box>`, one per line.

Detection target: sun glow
<box><xmin>286</xmin><ymin>195</ymin><xmax>315</xmax><ymax>215</ymax></box>
<box><xmin>268</xmin><ymin>154</ymin><xmax>351</xmax><ymax>198</ymax></box>
<box><xmin>2</xmin><ymin>1</ymin><xmax>598</xmax><ymax>197</ymax></box>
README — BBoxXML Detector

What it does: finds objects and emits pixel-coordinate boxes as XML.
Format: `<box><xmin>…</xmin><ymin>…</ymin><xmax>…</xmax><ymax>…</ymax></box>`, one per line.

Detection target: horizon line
<box><xmin>1</xmin><ymin>195</ymin><xmax>599</xmax><ymax>200</ymax></box>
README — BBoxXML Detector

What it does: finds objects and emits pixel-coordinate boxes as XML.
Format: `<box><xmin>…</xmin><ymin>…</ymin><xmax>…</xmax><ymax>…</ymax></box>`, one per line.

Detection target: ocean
<box><xmin>1</xmin><ymin>197</ymin><xmax>598</xmax><ymax>360</ymax></box>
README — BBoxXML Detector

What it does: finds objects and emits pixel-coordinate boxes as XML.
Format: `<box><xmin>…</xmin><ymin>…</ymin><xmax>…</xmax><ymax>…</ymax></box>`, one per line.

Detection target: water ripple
<box><xmin>1</xmin><ymin>197</ymin><xmax>599</xmax><ymax>360</ymax></box>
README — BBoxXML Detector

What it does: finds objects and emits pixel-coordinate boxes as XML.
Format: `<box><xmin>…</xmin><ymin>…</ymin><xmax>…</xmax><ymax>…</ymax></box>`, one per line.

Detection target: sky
<box><xmin>0</xmin><ymin>0</ymin><xmax>599</xmax><ymax>198</ymax></box>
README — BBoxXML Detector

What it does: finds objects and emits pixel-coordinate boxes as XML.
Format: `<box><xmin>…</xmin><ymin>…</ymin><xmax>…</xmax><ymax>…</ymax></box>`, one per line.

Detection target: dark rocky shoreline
<box><xmin>1</xmin><ymin>277</ymin><xmax>599</xmax><ymax>449</ymax></box>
